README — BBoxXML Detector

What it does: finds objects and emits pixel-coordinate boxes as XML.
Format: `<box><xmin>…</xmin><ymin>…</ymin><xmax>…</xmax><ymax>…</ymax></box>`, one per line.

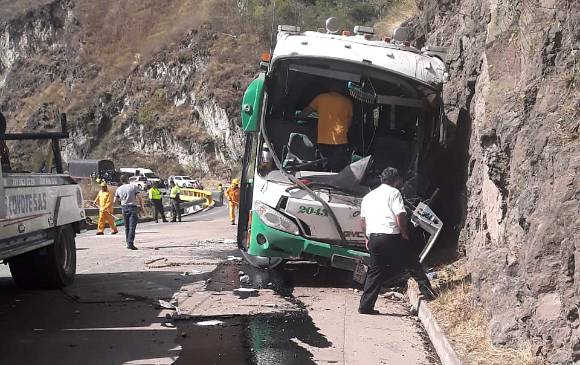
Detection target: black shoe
<box><xmin>171</xmin><ymin>220</ymin><xmax>176</xmax><ymax>222</ymax></box>
<box><xmin>358</xmin><ymin>308</ymin><xmax>380</xmax><ymax>315</ymax></box>
<box><xmin>96</xmin><ymin>232</ymin><xmax>104</xmax><ymax>236</ymax></box>
<box><xmin>162</xmin><ymin>220</ymin><xmax>168</xmax><ymax>222</ymax></box>
<box><xmin>127</xmin><ymin>245</ymin><xmax>138</xmax><ymax>250</ymax></box>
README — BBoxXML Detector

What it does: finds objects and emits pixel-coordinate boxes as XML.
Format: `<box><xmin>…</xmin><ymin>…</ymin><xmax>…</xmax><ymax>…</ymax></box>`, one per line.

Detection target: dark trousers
<box><xmin>152</xmin><ymin>199</ymin><xmax>167</xmax><ymax>222</ymax></box>
<box><xmin>359</xmin><ymin>234</ymin><xmax>434</xmax><ymax>311</ymax></box>
<box><xmin>171</xmin><ymin>199</ymin><xmax>181</xmax><ymax>222</ymax></box>
<box><xmin>318</xmin><ymin>144</ymin><xmax>349</xmax><ymax>172</ymax></box>
<box><xmin>122</xmin><ymin>205</ymin><xmax>138</xmax><ymax>247</ymax></box>
<box><xmin>359</xmin><ymin>234</ymin><xmax>405</xmax><ymax>311</ymax></box>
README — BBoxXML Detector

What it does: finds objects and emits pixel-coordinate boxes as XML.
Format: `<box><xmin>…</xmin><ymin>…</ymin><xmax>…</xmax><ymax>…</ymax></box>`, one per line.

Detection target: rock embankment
<box><xmin>412</xmin><ymin>0</ymin><xmax>579</xmax><ymax>362</ymax></box>
<box><xmin>0</xmin><ymin>0</ymin><xmax>253</xmax><ymax>176</ymax></box>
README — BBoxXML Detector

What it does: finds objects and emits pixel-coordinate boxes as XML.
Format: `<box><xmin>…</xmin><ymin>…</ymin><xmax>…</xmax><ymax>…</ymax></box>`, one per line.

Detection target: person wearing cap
<box><xmin>114</xmin><ymin>174</ymin><xmax>144</xmax><ymax>250</ymax></box>
<box><xmin>358</xmin><ymin>167</ymin><xmax>436</xmax><ymax>315</ymax></box>
<box><xmin>169</xmin><ymin>180</ymin><xmax>182</xmax><ymax>222</ymax></box>
<box><xmin>294</xmin><ymin>81</ymin><xmax>353</xmax><ymax>172</ymax></box>
<box><xmin>93</xmin><ymin>182</ymin><xmax>118</xmax><ymax>236</ymax></box>
<box><xmin>225</xmin><ymin>179</ymin><xmax>240</xmax><ymax>225</ymax></box>
<box><xmin>149</xmin><ymin>181</ymin><xmax>168</xmax><ymax>223</ymax></box>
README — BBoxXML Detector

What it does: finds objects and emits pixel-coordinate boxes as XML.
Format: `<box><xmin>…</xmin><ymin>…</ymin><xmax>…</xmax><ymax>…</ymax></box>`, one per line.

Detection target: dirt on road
<box><xmin>0</xmin><ymin>206</ymin><xmax>439</xmax><ymax>365</ymax></box>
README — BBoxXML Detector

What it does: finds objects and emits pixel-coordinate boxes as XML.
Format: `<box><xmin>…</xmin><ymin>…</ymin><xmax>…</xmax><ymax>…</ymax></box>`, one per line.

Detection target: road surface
<box><xmin>0</xmin><ymin>206</ymin><xmax>439</xmax><ymax>364</ymax></box>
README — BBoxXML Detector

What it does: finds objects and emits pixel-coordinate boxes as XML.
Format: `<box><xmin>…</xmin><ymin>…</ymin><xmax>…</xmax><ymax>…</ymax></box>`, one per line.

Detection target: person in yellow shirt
<box><xmin>295</xmin><ymin>81</ymin><xmax>354</xmax><ymax>172</ymax></box>
<box><xmin>148</xmin><ymin>181</ymin><xmax>168</xmax><ymax>223</ymax></box>
<box><xmin>93</xmin><ymin>182</ymin><xmax>118</xmax><ymax>235</ymax></box>
<box><xmin>225</xmin><ymin>179</ymin><xmax>240</xmax><ymax>225</ymax></box>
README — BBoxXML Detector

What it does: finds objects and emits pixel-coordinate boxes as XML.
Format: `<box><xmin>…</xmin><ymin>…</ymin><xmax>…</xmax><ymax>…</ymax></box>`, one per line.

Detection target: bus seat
<box><xmin>283</xmin><ymin>133</ymin><xmax>320</xmax><ymax>168</ymax></box>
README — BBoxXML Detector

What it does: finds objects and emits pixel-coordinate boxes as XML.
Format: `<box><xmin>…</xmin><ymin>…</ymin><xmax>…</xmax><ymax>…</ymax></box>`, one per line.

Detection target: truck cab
<box><xmin>237</xmin><ymin>22</ymin><xmax>446</xmax><ymax>272</ymax></box>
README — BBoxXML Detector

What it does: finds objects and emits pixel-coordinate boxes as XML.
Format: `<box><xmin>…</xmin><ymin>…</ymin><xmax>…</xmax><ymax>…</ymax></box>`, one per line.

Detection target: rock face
<box><xmin>412</xmin><ymin>0</ymin><xmax>579</xmax><ymax>362</ymax></box>
<box><xmin>0</xmin><ymin>0</ymin><xmax>254</xmax><ymax>177</ymax></box>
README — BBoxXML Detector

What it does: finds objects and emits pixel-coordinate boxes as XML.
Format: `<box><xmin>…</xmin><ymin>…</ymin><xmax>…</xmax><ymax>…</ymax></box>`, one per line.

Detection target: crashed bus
<box><xmin>237</xmin><ymin>22</ymin><xmax>447</xmax><ymax>276</ymax></box>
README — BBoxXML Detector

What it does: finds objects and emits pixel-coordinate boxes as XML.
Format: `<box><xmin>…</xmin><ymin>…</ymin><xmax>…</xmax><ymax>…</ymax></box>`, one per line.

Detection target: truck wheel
<box><xmin>9</xmin><ymin>226</ymin><xmax>77</xmax><ymax>289</ymax></box>
<box><xmin>240</xmin><ymin>249</ymin><xmax>284</xmax><ymax>270</ymax></box>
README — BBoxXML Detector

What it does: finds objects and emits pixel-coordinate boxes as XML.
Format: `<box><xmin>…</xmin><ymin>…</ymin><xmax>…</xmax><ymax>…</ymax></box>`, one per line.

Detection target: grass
<box><xmin>428</xmin><ymin>260</ymin><xmax>547</xmax><ymax>365</ymax></box>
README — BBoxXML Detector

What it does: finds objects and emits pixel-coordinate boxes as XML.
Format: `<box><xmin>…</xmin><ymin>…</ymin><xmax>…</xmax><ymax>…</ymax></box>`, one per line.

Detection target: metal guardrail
<box><xmin>179</xmin><ymin>188</ymin><xmax>213</xmax><ymax>206</ymax></box>
<box><xmin>84</xmin><ymin>197</ymin><xmax>205</xmax><ymax>217</ymax></box>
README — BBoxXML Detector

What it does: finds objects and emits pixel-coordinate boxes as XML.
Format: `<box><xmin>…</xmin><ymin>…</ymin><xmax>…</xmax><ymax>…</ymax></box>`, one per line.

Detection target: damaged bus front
<box><xmin>237</xmin><ymin>23</ymin><xmax>447</xmax><ymax>273</ymax></box>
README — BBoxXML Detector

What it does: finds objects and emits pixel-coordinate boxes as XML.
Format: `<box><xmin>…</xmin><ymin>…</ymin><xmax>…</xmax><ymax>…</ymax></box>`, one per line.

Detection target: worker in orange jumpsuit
<box><xmin>225</xmin><ymin>179</ymin><xmax>240</xmax><ymax>225</ymax></box>
<box><xmin>93</xmin><ymin>182</ymin><xmax>119</xmax><ymax>235</ymax></box>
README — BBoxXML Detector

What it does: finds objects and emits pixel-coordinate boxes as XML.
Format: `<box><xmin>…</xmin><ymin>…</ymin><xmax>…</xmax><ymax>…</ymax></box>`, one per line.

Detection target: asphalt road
<box><xmin>0</xmin><ymin>205</ymin><xmax>439</xmax><ymax>365</ymax></box>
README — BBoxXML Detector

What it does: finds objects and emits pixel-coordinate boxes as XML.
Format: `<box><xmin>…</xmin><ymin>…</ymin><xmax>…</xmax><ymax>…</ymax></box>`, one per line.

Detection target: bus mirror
<box><xmin>241</xmin><ymin>73</ymin><xmax>265</xmax><ymax>133</ymax></box>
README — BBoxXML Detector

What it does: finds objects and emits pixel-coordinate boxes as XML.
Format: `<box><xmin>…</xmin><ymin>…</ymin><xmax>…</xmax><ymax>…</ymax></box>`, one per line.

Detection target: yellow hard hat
<box><xmin>100</xmin><ymin>181</ymin><xmax>107</xmax><ymax>187</ymax></box>
<box><xmin>232</xmin><ymin>178</ymin><xmax>240</xmax><ymax>185</ymax></box>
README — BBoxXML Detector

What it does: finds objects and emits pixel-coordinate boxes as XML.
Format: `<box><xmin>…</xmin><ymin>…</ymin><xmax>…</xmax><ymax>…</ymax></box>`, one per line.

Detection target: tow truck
<box><xmin>237</xmin><ymin>19</ymin><xmax>447</xmax><ymax>275</ymax></box>
<box><xmin>0</xmin><ymin>114</ymin><xmax>85</xmax><ymax>288</ymax></box>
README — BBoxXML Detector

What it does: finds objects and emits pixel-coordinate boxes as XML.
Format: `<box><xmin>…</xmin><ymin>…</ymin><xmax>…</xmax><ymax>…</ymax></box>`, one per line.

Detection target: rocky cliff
<box><xmin>0</xmin><ymin>0</ymin><xmax>257</xmax><ymax>177</ymax></box>
<box><xmin>412</xmin><ymin>0</ymin><xmax>579</xmax><ymax>362</ymax></box>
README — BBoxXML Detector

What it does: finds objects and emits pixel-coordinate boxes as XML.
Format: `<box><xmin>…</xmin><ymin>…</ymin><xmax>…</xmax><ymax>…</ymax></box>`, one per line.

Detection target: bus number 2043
<box><xmin>297</xmin><ymin>206</ymin><xmax>328</xmax><ymax>217</ymax></box>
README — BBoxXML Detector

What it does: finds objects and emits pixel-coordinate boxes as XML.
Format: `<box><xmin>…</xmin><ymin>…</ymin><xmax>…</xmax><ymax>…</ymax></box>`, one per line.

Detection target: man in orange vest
<box><xmin>93</xmin><ymin>182</ymin><xmax>118</xmax><ymax>235</ymax></box>
<box><xmin>225</xmin><ymin>178</ymin><xmax>240</xmax><ymax>225</ymax></box>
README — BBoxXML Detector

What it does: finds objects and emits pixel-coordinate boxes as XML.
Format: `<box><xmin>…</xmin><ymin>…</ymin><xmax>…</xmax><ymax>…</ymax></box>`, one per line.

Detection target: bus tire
<box><xmin>240</xmin><ymin>249</ymin><xmax>284</xmax><ymax>270</ymax></box>
<box><xmin>9</xmin><ymin>226</ymin><xmax>77</xmax><ymax>289</ymax></box>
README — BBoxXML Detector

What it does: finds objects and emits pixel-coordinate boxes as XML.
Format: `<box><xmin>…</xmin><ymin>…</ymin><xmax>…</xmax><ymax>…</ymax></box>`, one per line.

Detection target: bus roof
<box><xmin>273</xmin><ymin>31</ymin><xmax>447</xmax><ymax>87</ymax></box>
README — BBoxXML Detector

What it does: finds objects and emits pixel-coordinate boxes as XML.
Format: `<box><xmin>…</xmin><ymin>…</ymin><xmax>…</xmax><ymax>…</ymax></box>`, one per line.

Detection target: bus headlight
<box><xmin>254</xmin><ymin>201</ymin><xmax>300</xmax><ymax>235</ymax></box>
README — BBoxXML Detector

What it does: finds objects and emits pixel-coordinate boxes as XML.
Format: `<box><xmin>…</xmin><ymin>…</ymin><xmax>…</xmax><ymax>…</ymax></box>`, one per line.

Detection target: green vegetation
<box><xmin>138</xmin><ymin>88</ymin><xmax>170</xmax><ymax>127</ymax></box>
<box><xmin>208</xmin><ymin>0</ymin><xmax>407</xmax><ymax>43</ymax></box>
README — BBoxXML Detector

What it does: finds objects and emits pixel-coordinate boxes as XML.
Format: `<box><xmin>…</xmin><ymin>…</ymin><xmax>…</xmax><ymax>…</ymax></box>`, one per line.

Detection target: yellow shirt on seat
<box><xmin>309</xmin><ymin>92</ymin><xmax>353</xmax><ymax>145</ymax></box>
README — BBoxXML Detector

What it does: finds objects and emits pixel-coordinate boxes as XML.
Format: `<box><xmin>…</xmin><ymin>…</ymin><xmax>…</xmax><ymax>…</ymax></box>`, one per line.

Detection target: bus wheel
<box><xmin>240</xmin><ymin>249</ymin><xmax>284</xmax><ymax>270</ymax></box>
<box><xmin>9</xmin><ymin>226</ymin><xmax>77</xmax><ymax>289</ymax></box>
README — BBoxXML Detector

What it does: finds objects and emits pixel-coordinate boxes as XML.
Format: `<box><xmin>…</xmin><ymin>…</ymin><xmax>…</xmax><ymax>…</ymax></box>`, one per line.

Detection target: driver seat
<box><xmin>282</xmin><ymin>133</ymin><xmax>323</xmax><ymax>170</ymax></box>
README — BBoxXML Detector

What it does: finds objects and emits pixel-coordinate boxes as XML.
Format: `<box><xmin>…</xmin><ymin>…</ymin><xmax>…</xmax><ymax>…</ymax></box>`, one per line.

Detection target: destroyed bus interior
<box><xmin>258</xmin><ymin>59</ymin><xmax>444</xmax><ymax>201</ymax></box>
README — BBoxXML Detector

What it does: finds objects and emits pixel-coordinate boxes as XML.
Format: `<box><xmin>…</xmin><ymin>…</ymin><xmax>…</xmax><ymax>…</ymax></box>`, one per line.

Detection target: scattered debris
<box><xmin>264</xmin><ymin>303</ymin><xmax>278</xmax><ymax>308</ymax></box>
<box><xmin>145</xmin><ymin>257</ymin><xmax>166</xmax><ymax>265</ymax></box>
<box><xmin>233</xmin><ymin>288</ymin><xmax>259</xmax><ymax>299</ymax></box>
<box><xmin>196</xmin><ymin>320</ymin><xmax>224</xmax><ymax>326</ymax></box>
<box><xmin>383</xmin><ymin>291</ymin><xmax>405</xmax><ymax>301</ymax></box>
<box><xmin>157</xmin><ymin>299</ymin><xmax>177</xmax><ymax>310</ymax></box>
<box><xmin>227</xmin><ymin>256</ymin><xmax>243</xmax><ymax>261</ymax></box>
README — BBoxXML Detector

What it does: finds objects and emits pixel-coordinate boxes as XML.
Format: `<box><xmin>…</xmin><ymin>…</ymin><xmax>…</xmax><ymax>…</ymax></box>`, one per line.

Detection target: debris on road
<box><xmin>144</xmin><ymin>257</ymin><xmax>166</xmax><ymax>265</ymax></box>
<box><xmin>196</xmin><ymin>320</ymin><xmax>224</xmax><ymax>326</ymax></box>
<box><xmin>157</xmin><ymin>299</ymin><xmax>177</xmax><ymax>310</ymax></box>
<box><xmin>233</xmin><ymin>288</ymin><xmax>259</xmax><ymax>299</ymax></box>
<box><xmin>383</xmin><ymin>291</ymin><xmax>405</xmax><ymax>301</ymax></box>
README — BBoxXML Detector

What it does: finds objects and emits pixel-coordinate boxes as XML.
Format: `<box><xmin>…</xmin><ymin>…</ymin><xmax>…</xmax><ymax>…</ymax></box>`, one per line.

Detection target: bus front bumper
<box><xmin>247</xmin><ymin>211</ymin><xmax>368</xmax><ymax>269</ymax></box>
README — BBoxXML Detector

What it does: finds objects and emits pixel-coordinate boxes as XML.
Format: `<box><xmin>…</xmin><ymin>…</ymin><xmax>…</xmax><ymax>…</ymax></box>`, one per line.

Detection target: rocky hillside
<box><xmin>410</xmin><ymin>0</ymin><xmax>579</xmax><ymax>362</ymax></box>
<box><xmin>0</xmin><ymin>0</ymin><xmax>259</xmax><ymax>177</ymax></box>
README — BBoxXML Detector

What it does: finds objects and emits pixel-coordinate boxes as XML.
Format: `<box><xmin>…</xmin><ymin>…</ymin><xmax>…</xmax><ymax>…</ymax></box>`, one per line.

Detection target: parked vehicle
<box><xmin>68</xmin><ymin>159</ymin><xmax>118</xmax><ymax>182</ymax></box>
<box><xmin>237</xmin><ymin>22</ymin><xmax>446</xmax><ymax>273</ymax></box>
<box><xmin>129</xmin><ymin>176</ymin><xmax>150</xmax><ymax>190</ymax></box>
<box><xmin>121</xmin><ymin>167</ymin><xmax>161</xmax><ymax>187</ymax></box>
<box><xmin>1</xmin><ymin>114</ymin><xmax>85</xmax><ymax>288</ymax></box>
<box><xmin>169</xmin><ymin>175</ymin><xmax>202</xmax><ymax>189</ymax></box>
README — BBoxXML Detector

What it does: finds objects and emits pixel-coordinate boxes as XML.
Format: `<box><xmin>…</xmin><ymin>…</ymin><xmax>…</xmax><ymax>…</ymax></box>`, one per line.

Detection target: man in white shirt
<box><xmin>114</xmin><ymin>175</ymin><xmax>145</xmax><ymax>250</ymax></box>
<box><xmin>358</xmin><ymin>167</ymin><xmax>435</xmax><ymax>314</ymax></box>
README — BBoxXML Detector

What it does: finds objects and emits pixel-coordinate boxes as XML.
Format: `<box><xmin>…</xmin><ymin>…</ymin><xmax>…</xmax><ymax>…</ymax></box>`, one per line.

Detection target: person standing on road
<box><xmin>169</xmin><ymin>180</ymin><xmax>182</xmax><ymax>222</ymax></box>
<box><xmin>217</xmin><ymin>183</ymin><xmax>224</xmax><ymax>206</ymax></box>
<box><xmin>114</xmin><ymin>174</ymin><xmax>144</xmax><ymax>250</ymax></box>
<box><xmin>225</xmin><ymin>179</ymin><xmax>240</xmax><ymax>225</ymax></box>
<box><xmin>358</xmin><ymin>167</ymin><xmax>436</xmax><ymax>315</ymax></box>
<box><xmin>93</xmin><ymin>182</ymin><xmax>119</xmax><ymax>235</ymax></box>
<box><xmin>149</xmin><ymin>181</ymin><xmax>168</xmax><ymax>223</ymax></box>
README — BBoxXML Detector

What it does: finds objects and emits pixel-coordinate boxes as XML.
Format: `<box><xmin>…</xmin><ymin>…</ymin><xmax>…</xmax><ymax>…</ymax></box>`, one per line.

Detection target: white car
<box><xmin>129</xmin><ymin>176</ymin><xmax>150</xmax><ymax>190</ymax></box>
<box><xmin>169</xmin><ymin>176</ymin><xmax>200</xmax><ymax>189</ymax></box>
